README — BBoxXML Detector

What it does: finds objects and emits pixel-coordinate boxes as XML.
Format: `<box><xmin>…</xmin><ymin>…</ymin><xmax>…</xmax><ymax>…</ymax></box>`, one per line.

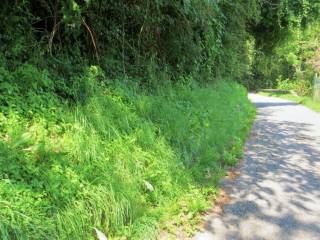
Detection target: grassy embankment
<box><xmin>259</xmin><ymin>90</ymin><xmax>320</xmax><ymax>113</ymax></box>
<box><xmin>0</xmin><ymin>67</ymin><xmax>255</xmax><ymax>239</ymax></box>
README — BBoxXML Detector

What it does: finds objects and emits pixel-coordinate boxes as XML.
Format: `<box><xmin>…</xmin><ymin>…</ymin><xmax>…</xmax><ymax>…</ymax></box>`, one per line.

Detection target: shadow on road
<box><xmin>197</xmin><ymin>98</ymin><xmax>320</xmax><ymax>240</ymax></box>
<box><xmin>255</xmin><ymin>102</ymin><xmax>298</xmax><ymax>108</ymax></box>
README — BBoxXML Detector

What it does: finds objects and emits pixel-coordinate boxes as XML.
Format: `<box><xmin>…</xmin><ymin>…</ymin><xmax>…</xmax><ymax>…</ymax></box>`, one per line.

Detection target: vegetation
<box><xmin>251</xmin><ymin>0</ymin><xmax>320</xmax><ymax>95</ymax></box>
<box><xmin>0</xmin><ymin>0</ymin><xmax>319</xmax><ymax>239</ymax></box>
<box><xmin>0</xmin><ymin>77</ymin><xmax>254</xmax><ymax>239</ymax></box>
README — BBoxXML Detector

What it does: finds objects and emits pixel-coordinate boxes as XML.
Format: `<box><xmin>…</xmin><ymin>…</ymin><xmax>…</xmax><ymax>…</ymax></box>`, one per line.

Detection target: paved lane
<box><xmin>194</xmin><ymin>94</ymin><xmax>320</xmax><ymax>240</ymax></box>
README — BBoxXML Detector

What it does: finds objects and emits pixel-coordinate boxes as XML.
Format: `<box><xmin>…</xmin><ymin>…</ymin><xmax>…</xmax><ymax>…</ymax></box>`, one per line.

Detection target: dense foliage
<box><xmin>0</xmin><ymin>0</ymin><xmax>319</xmax><ymax>239</ymax></box>
<box><xmin>0</xmin><ymin>0</ymin><xmax>261</xmax><ymax>87</ymax></box>
<box><xmin>251</xmin><ymin>0</ymin><xmax>320</xmax><ymax>93</ymax></box>
<box><xmin>1</xmin><ymin>1</ymin><xmax>319</xmax><ymax>92</ymax></box>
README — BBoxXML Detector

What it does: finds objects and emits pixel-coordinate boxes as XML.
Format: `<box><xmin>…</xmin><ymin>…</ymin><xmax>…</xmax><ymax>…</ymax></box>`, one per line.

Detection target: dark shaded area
<box><xmin>255</xmin><ymin>102</ymin><xmax>298</xmax><ymax>108</ymax></box>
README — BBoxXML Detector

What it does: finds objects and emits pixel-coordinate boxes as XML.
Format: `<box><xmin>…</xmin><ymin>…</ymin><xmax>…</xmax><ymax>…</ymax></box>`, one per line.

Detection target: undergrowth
<box><xmin>1</xmin><ymin>0</ymin><xmax>319</xmax><ymax>239</ymax></box>
<box><xmin>0</xmin><ymin>68</ymin><xmax>255</xmax><ymax>239</ymax></box>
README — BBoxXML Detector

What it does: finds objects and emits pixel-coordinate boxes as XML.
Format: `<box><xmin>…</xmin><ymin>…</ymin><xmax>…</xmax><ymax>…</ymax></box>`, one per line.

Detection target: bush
<box><xmin>293</xmin><ymin>79</ymin><xmax>312</xmax><ymax>96</ymax></box>
<box><xmin>277</xmin><ymin>77</ymin><xmax>294</xmax><ymax>91</ymax></box>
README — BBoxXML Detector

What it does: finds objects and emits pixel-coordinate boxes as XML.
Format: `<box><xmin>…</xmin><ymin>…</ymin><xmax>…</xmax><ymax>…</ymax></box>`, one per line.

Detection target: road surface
<box><xmin>194</xmin><ymin>94</ymin><xmax>320</xmax><ymax>240</ymax></box>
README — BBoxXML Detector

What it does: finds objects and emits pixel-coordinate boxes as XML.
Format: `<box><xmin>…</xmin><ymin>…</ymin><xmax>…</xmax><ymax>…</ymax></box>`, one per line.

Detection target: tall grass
<box><xmin>0</xmin><ymin>79</ymin><xmax>255</xmax><ymax>239</ymax></box>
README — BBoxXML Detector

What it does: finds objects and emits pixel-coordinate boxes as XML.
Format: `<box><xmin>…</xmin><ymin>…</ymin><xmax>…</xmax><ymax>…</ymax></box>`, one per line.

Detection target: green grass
<box><xmin>259</xmin><ymin>90</ymin><xmax>320</xmax><ymax>113</ymax></box>
<box><xmin>0</xmin><ymin>76</ymin><xmax>255</xmax><ymax>239</ymax></box>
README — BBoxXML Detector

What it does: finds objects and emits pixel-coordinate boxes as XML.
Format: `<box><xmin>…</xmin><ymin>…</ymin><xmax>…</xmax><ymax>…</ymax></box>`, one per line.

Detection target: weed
<box><xmin>0</xmin><ymin>78</ymin><xmax>255</xmax><ymax>239</ymax></box>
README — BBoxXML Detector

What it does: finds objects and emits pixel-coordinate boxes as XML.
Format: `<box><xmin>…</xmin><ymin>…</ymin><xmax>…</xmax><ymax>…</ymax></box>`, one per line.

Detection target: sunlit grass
<box><xmin>0</xmin><ymin>80</ymin><xmax>255</xmax><ymax>239</ymax></box>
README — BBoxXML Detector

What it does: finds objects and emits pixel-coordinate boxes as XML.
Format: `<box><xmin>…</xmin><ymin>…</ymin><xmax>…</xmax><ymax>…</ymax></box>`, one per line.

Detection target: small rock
<box><xmin>144</xmin><ymin>180</ymin><xmax>154</xmax><ymax>192</ymax></box>
<box><xmin>93</xmin><ymin>228</ymin><xmax>108</xmax><ymax>240</ymax></box>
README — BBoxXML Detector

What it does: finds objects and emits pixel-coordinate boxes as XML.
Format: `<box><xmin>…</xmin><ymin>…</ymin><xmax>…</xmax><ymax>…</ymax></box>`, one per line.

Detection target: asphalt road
<box><xmin>194</xmin><ymin>94</ymin><xmax>320</xmax><ymax>240</ymax></box>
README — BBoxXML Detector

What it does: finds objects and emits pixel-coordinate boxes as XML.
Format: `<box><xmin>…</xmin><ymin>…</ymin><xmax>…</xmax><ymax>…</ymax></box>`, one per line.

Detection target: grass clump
<box><xmin>0</xmin><ymin>70</ymin><xmax>255</xmax><ymax>239</ymax></box>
